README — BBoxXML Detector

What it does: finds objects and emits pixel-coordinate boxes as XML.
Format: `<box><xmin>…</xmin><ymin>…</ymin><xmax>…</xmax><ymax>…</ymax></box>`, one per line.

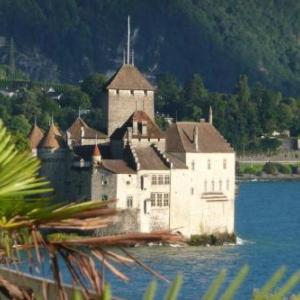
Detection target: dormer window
<box><xmin>116</xmin><ymin>89</ymin><xmax>119</xmax><ymax>95</ymax></box>
<box><xmin>130</xmin><ymin>90</ymin><xmax>134</xmax><ymax>95</ymax></box>
<box><xmin>144</xmin><ymin>90</ymin><xmax>147</xmax><ymax>96</ymax></box>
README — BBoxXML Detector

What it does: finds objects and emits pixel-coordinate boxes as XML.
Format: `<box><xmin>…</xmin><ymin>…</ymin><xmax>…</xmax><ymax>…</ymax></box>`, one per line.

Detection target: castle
<box><xmin>28</xmin><ymin>25</ymin><xmax>235</xmax><ymax>238</ymax></box>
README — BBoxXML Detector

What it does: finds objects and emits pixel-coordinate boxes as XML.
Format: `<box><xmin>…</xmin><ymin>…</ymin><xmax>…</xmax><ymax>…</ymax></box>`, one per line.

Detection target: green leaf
<box><xmin>143</xmin><ymin>281</ymin><xmax>157</xmax><ymax>300</ymax></box>
<box><xmin>165</xmin><ymin>274</ymin><xmax>183</xmax><ymax>300</ymax></box>
<box><xmin>203</xmin><ymin>269</ymin><xmax>227</xmax><ymax>300</ymax></box>
<box><xmin>220</xmin><ymin>265</ymin><xmax>249</xmax><ymax>300</ymax></box>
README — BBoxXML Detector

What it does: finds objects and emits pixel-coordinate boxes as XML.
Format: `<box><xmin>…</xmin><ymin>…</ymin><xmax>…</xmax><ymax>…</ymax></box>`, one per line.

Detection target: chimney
<box><xmin>127</xmin><ymin>127</ymin><xmax>133</xmax><ymax>141</ymax></box>
<box><xmin>66</xmin><ymin>131</ymin><xmax>72</xmax><ymax>147</ymax></box>
<box><xmin>193</xmin><ymin>126</ymin><xmax>199</xmax><ymax>151</ymax></box>
<box><xmin>133</xmin><ymin>119</ymin><xmax>138</xmax><ymax>135</ymax></box>
<box><xmin>80</xmin><ymin>126</ymin><xmax>85</xmax><ymax>145</ymax></box>
<box><xmin>209</xmin><ymin>106</ymin><xmax>213</xmax><ymax>125</ymax></box>
<box><xmin>141</xmin><ymin>120</ymin><xmax>147</xmax><ymax>136</ymax></box>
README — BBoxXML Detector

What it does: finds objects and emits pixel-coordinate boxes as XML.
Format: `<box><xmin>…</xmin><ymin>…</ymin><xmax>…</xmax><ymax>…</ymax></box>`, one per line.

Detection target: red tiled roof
<box><xmin>166</xmin><ymin>122</ymin><xmax>234</xmax><ymax>153</ymax></box>
<box><xmin>28</xmin><ymin>123</ymin><xmax>43</xmax><ymax>149</ymax></box>
<box><xmin>106</xmin><ymin>64</ymin><xmax>154</xmax><ymax>90</ymax></box>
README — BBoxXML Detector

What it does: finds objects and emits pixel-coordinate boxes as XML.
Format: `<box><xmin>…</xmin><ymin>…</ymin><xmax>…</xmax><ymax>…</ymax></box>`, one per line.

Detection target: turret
<box><xmin>28</xmin><ymin>122</ymin><xmax>43</xmax><ymax>156</ymax></box>
<box><xmin>92</xmin><ymin>144</ymin><xmax>101</xmax><ymax>165</ymax></box>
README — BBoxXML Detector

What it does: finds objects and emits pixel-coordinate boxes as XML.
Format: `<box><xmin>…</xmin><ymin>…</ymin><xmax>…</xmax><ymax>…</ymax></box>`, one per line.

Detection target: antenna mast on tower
<box><xmin>127</xmin><ymin>15</ymin><xmax>131</xmax><ymax>64</ymax></box>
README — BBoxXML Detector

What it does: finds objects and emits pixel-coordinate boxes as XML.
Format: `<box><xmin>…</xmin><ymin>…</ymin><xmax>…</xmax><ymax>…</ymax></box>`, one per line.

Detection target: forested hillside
<box><xmin>1</xmin><ymin>0</ymin><xmax>300</xmax><ymax>94</ymax></box>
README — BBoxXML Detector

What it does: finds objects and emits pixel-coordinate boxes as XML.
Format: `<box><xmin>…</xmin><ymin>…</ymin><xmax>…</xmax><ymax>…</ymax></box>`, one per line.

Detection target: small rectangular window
<box><xmin>116</xmin><ymin>89</ymin><xmax>119</xmax><ymax>95</ymax></box>
<box><xmin>208</xmin><ymin>160</ymin><xmax>211</xmax><ymax>170</ymax></box>
<box><xmin>211</xmin><ymin>180</ymin><xmax>215</xmax><ymax>192</ymax></box>
<box><xmin>157</xmin><ymin>193</ymin><xmax>163</xmax><ymax>207</ymax></box>
<box><xmin>101</xmin><ymin>176</ymin><xmax>108</xmax><ymax>185</ymax></box>
<box><xmin>144</xmin><ymin>90</ymin><xmax>147</xmax><ymax>96</ymax></box>
<box><xmin>191</xmin><ymin>187</ymin><xmax>194</xmax><ymax>195</ymax></box>
<box><xmin>191</xmin><ymin>161</ymin><xmax>195</xmax><ymax>170</ymax></box>
<box><xmin>151</xmin><ymin>175</ymin><xmax>157</xmax><ymax>185</ymax></box>
<box><xmin>164</xmin><ymin>175</ymin><xmax>170</xmax><ymax>184</ymax></box>
<box><xmin>226</xmin><ymin>180</ymin><xmax>230</xmax><ymax>191</ymax></box>
<box><xmin>158</xmin><ymin>175</ymin><xmax>164</xmax><ymax>185</ymax></box>
<box><xmin>151</xmin><ymin>193</ymin><xmax>156</xmax><ymax>207</ymax></box>
<box><xmin>130</xmin><ymin>90</ymin><xmax>134</xmax><ymax>95</ymax></box>
<box><xmin>163</xmin><ymin>194</ymin><xmax>169</xmax><ymax>206</ymax></box>
<box><xmin>101</xmin><ymin>194</ymin><xmax>108</xmax><ymax>201</ymax></box>
<box><xmin>219</xmin><ymin>180</ymin><xmax>222</xmax><ymax>191</ymax></box>
<box><xmin>223</xmin><ymin>159</ymin><xmax>227</xmax><ymax>169</ymax></box>
<box><xmin>204</xmin><ymin>180</ymin><xmax>207</xmax><ymax>193</ymax></box>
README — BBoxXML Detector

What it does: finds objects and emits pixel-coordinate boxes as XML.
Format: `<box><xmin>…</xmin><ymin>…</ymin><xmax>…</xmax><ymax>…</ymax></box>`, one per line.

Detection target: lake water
<box><xmin>104</xmin><ymin>181</ymin><xmax>300</xmax><ymax>299</ymax></box>
<box><xmin>14</xmin><ymin>181</ymin><xmax>300</xmax><ymax>299</ymax></box>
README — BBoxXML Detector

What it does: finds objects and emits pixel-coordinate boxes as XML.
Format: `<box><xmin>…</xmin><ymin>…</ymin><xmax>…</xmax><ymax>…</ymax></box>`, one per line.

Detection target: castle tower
<box><xmin>28</xmin><ymin>121</ymin><xmax>43</xmax><ymax>156</ymax></box>
<box><xmin>103</xmin><ymin>17</ymin><xmax>155</xmax><ymax>136</ymax></box>
<box><xmin>37</xmin><ymin>122</ymin><xmax>68</xmax><ymax>202</ymax></box>
<box><xmin>104</xmin><ymin>64</ymin><xmax>155</xmax><ymax>136</ymax></box>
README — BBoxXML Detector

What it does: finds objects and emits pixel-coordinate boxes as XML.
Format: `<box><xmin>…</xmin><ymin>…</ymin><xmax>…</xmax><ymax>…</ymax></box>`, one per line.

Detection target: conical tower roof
<box><xmin>92</xmin><ymin>144</ymin><xmax>101</xmax><ymax>157</ymax></box>
<box><xmin>38</xmin><ymin>123</ymin><xmax>64</xmax><ymax>149</ymax></box>
<box><xmin>28</xmin><ymin>123</ymin><xmax>44</xmax><ymax>149</ymax></box>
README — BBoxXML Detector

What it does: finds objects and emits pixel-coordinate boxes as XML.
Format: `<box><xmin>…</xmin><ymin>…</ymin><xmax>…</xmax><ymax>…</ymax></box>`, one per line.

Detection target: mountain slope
<box><xmin>1</xmin><ymin>0</ymin><xmax>300</xmax><ymax>94</ymax></box>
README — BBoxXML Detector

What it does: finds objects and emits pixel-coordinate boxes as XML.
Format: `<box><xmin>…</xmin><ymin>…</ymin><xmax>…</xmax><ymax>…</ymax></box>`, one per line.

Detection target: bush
<box><xmin>275</xmin><ymin>163</ymin><xmax>292</xmax><ymax>174</ymax></box>
<box><xmin>188</xmin><ymin>233</ymin><xmax>236</xmax><ymax>246</ymax></box>
<box><xmin>263</xmin><ymin>162</ymin><xmax>277</xmax><ymax>175</ymax></box>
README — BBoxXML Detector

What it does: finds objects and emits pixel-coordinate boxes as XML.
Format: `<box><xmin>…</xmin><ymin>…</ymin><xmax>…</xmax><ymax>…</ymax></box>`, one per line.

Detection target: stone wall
<box><xmin>238</xmin><ymin>150</ymin><xmax>300</xmax><ymax>163</ymax></box>
<box><xmin>38</xmin><ymin>148</ymin><xmax>69</xmax><ymax>202</ymax></box>
<box><xmin>106</xmin><ymin>89</ymin><xmax>154</xmax><ymax>136</ymax></box>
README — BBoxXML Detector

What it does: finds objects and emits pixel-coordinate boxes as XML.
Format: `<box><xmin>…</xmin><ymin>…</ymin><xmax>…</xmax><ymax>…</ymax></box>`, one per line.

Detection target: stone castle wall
<box><xmin>106</xmin><ymin>89</ymin><xmax>154</xmax><ymax>136</ymax></box>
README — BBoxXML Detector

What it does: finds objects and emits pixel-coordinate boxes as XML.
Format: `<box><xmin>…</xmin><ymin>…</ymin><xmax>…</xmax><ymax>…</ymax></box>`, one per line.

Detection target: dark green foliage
<box><xmin>188</xmin><ymin>233</ymin><xmax>236</xmax><ymax>246</ymax></box>
<box><xmin>262</xmin><ymin>162</ymin><xmax>278</xmax><ymax>175</ymax></box>
<box><xmin>4</xmin><ymin>0</ymin><xmax>300</xmax><ymax>97</ymax></box>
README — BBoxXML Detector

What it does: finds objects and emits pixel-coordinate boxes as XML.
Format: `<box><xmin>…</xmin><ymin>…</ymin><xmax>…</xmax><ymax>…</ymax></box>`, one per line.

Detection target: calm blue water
<box><xmin>105</xmin><ymin>181</ymin><xmax>300</xmax><ymax>299</ymax></box>
<box><xmin>13</xmin><ymin>181</ymin><xmax>300</xmax><ymax>299</ymax></box>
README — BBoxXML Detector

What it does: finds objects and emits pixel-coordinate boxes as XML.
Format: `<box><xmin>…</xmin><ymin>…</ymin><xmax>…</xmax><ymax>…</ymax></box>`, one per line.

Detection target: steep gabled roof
<box><xmin>28</xmin><ymin>123</ymin><xmax>43</xmax><ymax>149</ymax></box>
<box><xmin>111</xmin><ymin>111</ymin><xmax>164</xmax><ymax>140</ymax></box>
<box><xmin>166</xmin><ymin>122</ymin><xmax>234</xmax><ymax>153</ymax></box>
<box><xmin>106</xmin><ymin>64</ymin><xmax>154</xmax><ymax>91</ymax></box>
<box><xmin>38</xmin><ymin>123</ymin><xmax>64</xmax><ymax>149</ymax></box>
<box><xmin>67</xmin><ymin>118</ymin><xmax>107</xmax><ymax>145</ymax></box>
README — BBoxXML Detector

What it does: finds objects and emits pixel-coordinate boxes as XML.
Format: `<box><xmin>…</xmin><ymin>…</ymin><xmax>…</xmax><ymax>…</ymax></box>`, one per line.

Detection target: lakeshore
<box><xmin>6</xmin><ymin>180</ymin><xmax>300</xmax><ymax>299</ymax></box>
